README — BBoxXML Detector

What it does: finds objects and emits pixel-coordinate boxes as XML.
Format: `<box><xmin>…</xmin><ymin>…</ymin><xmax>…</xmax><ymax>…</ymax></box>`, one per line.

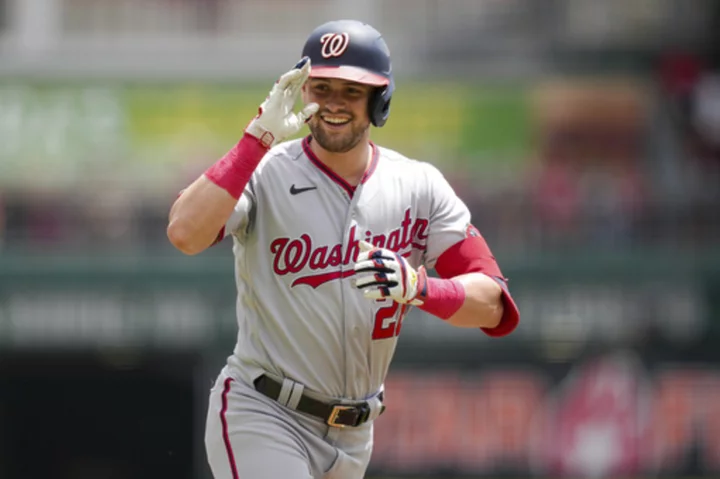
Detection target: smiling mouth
<box><xmin>321</xmin><ymin>115</ymin><xmax>351</xmax><ymax>126</ymax></box>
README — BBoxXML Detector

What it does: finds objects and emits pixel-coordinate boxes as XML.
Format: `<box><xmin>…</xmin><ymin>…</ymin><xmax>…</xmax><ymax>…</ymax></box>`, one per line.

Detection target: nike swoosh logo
<box><xmin>290</xmin><ymin>184</ymin><xmax>317</xmax><ymax>195</ymax></box>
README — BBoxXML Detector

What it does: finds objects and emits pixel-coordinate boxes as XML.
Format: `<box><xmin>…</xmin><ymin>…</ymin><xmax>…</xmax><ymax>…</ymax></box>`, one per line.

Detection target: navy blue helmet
<box><xmin>301</xmin><ymin>20</ymin><xmax>394</xmax><ymax>127</ymax></box>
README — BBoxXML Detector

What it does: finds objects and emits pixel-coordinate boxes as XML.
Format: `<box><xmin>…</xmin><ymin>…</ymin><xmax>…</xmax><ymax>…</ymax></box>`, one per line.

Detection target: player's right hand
<box><xmin>244</xmin><ymin>57</ymin><xmax>319</xmax><ymax>149</ymax></box>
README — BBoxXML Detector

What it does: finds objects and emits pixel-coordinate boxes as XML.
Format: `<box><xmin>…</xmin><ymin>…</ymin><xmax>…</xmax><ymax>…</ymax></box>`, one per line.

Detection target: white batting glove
<box><xmin>353</xmin><ymin>241</ymin><xmax>428</xmax><ymax>305</ymax></box>
<box><xmin>245</xmin><ymin>57</ymin><xmax>319</xmax><ymax>148</ymax></box>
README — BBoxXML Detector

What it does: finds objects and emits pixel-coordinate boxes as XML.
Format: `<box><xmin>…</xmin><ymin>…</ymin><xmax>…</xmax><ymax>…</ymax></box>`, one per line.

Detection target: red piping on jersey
<box><xmin>301</xmin><ymin>136</ymin><xmax>379</xmax><ymax>198</ymax></box>
<box><xmin>220</xmin><ymin>378</ymin><xmax>239</xmax><ymax>479</ymax></box>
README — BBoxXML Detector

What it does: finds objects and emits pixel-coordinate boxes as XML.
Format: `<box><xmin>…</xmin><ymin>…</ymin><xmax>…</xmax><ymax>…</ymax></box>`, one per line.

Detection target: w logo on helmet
<box><xmin>320</xmin><ymin>33</ymin><xmax>350</xmax><ymax>58</ymax></box>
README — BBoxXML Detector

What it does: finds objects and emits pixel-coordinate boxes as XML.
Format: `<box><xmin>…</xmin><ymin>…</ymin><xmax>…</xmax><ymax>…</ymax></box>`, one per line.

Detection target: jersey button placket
<box><xmin>342</xmin><ymin>194</ymin><xmax>363</xmax><ymax>398</ymax></box>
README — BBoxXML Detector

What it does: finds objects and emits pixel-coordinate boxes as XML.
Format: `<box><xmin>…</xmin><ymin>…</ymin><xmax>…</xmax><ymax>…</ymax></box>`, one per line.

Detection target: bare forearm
<box><xmin>445</xmin><ymin>273</ymin><xmax>504</xmax><ymax>328</ymax></box>
<box><xmin>167</xmin><ymin>132</ymin><xmax>270</xmax><ymax>255</ymax></box>
<box><xmin>167</xmin><ymin>175</ymin><xmax>237</xmax><ymax>255</ymax></box>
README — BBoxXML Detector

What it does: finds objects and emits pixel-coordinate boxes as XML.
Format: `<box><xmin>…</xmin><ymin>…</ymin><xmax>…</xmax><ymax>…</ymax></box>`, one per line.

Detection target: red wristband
<box><xmin>417</xmin><ymin>277</ymin><xmax>465</xmax><ymax>320</ymax></box>
<box><xmin>204</xmin><ymin>134</ymin><xmax>268</xmax><ymax>200</ymax></box>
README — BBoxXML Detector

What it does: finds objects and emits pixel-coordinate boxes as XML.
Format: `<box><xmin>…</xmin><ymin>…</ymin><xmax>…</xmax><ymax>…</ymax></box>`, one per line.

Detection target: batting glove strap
<box><xmin>353</xmin><ymin>241</ymin><xmax>425</xmax><ymax>305</ymax></box>
<box><xmin>245</xmin><ymin>57</ymin><xmax>319</xmax><ymax>148</ymax></box>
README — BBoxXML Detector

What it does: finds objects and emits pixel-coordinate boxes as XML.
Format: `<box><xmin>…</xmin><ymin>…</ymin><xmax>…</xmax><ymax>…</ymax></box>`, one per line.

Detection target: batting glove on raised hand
<box><xmin>245</xmin><ymin>57</ymin><xmax>319</xmax><ymax>148</ymax></box>
<box><xmin>353</xmin><ymin>241</ymin><xmax>427</xmax><ymax>305</ymax></box>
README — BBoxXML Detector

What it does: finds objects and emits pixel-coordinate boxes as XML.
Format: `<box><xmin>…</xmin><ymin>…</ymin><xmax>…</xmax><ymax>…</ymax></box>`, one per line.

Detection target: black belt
<box><xmin>253</xmin><ymin>375</ymin><xmax>383</xmax><ymax>428</ymax></box>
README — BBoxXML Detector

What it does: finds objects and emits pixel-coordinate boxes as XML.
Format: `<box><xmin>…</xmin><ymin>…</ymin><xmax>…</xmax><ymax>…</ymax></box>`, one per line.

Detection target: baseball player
<box><xmin>167</xmin><ymin>19</ymin><xmax>520</xmax><ymax>479</ymax></box>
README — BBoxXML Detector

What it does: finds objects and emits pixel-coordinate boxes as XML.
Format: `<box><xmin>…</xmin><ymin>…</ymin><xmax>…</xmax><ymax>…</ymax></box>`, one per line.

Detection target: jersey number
<box><xmin>372</xmin><ymin>301</ymin><xmax>409</xmax><ymax>340</ymax></box>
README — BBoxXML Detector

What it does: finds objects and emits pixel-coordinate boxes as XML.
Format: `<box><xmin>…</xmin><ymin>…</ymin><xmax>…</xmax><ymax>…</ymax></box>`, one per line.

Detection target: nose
<box><xmin>323</xmin><ymin>90</ymin><xmax>347</xmax><ymax>111</ymax></box>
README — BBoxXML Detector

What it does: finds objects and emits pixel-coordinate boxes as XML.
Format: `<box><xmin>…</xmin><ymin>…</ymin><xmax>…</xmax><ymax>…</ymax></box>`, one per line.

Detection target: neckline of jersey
<box><xmin>301</xmin><ymin>135</ymin><xmax>379</xmax><ymax>198</ymax></box>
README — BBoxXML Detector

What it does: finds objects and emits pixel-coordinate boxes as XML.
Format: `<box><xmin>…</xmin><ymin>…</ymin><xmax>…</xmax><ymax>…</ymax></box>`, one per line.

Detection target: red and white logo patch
<box><xmin>465</xmin><ymin>223</ymin><xmax>481</xmax><ymax>238</ymax></box>
<box><xmin>320</xmin><ymin>32</ymin><xmax>350</xmax><ymax>58</ymax></box>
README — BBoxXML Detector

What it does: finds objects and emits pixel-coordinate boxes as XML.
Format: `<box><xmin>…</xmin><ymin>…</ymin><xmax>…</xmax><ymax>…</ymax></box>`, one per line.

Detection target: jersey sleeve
<box><xmin>209</xmin><ymin>183</ymin><xmax>256</xmax><ymax>246</ymax></box>
<box><xmin>224</xmin><ymin>185</ymin><xmax>256</xmax><ymax>241</ymax></box>
<box><xmin>422</xmin><ymin>164</ymin><xmax>473</xmax><ymax>269</ymax></box>
<box><xmin>423</xmin><ymin>164</ymin><xmax>520</xmax><ymax>337</ymax></box>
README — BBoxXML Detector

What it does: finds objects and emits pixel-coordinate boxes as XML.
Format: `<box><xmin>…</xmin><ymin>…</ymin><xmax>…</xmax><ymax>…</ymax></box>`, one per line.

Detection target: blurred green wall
<box><xmin>0</xmin><ymin>80</ymin><xmax>532</xmax><ymax>191</ymax></box>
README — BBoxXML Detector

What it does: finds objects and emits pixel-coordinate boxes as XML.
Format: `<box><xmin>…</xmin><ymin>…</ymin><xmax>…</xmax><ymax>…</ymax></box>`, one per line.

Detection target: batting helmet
<box><xmin>301</xmin><ymin>19</ymin><xmax>394</xmax><ymax>127</ymax></box>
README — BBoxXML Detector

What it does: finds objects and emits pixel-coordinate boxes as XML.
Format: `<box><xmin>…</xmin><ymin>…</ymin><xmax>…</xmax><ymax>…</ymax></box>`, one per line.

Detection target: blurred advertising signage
<box><xmin>370</xmin><ymin>351</ymin><xmax>720</xmax><ymax>478</ymax></box>
<box><xmin>403</xmin><ymin>281</ymin><xmax>707</xmax><ymax>345</ymax></box>
<box><xmin>0</xmin><ymin>279</ymin><xmax>708</xmax><ymax>347</ymax></box>
<box><xmin>0</xmin><ymin>291</ymin><xmax>231</xmax><ymax>347</ymax></box>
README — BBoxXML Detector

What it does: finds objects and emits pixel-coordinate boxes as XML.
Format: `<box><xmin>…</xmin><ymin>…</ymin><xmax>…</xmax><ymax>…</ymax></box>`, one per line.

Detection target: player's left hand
<box><xmin>353</xmin><ymin>241</ymin><xmax>427</xmax><ymax>305</ymax></box>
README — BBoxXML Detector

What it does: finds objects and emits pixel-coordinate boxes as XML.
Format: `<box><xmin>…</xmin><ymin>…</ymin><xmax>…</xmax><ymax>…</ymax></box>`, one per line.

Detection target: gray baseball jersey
<box><xmin>222</xmin><ymin>136</ymin><xmax>470</xmax><ymax>400</ymax></box>
<box><xmin>204</xmin><ymin>136</ymin><xmax>488</xmax><ymax>479</ymax></box>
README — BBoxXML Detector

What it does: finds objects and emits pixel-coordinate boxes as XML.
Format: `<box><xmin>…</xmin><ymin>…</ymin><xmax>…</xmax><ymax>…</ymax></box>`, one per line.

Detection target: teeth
<box><xmin>323</xmin><ymin>117</ymin><xmax>349</xmax><ymax>124</ymax></box>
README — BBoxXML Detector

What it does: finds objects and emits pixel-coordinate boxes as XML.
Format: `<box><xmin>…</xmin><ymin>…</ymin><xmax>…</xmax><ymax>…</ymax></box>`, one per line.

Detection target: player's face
<box><xmin>304</xmin><ymin>78</ymin><xmax>373</xmax><ymax>153</ymax></box>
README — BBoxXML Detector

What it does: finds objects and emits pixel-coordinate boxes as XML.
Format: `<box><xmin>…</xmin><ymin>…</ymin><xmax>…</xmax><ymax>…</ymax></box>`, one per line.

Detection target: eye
<box><xmin>313</xmin><ymin>83</ymin><xmax>329</xmax><ymax>93</ymax></box>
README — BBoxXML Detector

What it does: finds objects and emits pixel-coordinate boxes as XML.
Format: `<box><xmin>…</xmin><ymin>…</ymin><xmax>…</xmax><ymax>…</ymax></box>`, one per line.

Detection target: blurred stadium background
<box><xmin>1</xmin><ymin>0</ymin><xmax>720</xmax><ymax>478</ymax></box>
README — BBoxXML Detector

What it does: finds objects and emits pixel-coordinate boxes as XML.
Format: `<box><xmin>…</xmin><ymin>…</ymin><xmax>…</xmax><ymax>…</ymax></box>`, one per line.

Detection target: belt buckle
<box><xmin>327</xmin><ymin>404</ymin><xmax>354</xmax><ymax>428</ymax></box>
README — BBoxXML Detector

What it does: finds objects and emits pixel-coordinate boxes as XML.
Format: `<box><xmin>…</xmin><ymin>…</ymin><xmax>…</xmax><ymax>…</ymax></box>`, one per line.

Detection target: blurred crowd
<box><xmin>0</xmin><ymin>0</ymin><xmax>719</xmax><ymax>257</ymax></box>
<box><xmin>2</xmin><ymin>53</ymin><xmax>718</xmax><ymax>256</ymax></box>
<box><xmin>474</xmin><ymin>51</ymin><xmax>720</xmax><ymax>254</ymax></box>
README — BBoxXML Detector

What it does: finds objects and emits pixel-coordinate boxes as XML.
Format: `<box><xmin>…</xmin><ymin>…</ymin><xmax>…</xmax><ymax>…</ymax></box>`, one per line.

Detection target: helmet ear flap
<box><xmin>369</xmin><ymin>85</ymin><xmax>393</xmax><ymax>127</ymax></box>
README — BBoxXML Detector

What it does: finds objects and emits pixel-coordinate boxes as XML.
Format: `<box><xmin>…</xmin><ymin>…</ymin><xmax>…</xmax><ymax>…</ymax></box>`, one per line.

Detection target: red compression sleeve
<box><xmin>435</xmin><ymin>236</ymin><xmax>520</xmax><ymax>337</ymax></box>
<box><xmin>204</xmin><ymin>134</ymin><xmax>268</xmax><ymax>200</ymax></box>
<box><xmin>417</xmin><ymin>276</ymin><xmax>466</xmax><ymax>320</ymax></box>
